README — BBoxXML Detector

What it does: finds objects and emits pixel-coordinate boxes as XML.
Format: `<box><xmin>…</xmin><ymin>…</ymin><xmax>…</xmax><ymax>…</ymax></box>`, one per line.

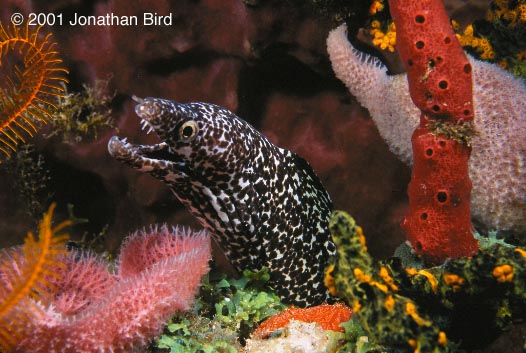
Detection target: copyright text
<box><xmin>11</xmin><ymin>12</ymin><xmax>173</xmax><ymax>26</ymax></box>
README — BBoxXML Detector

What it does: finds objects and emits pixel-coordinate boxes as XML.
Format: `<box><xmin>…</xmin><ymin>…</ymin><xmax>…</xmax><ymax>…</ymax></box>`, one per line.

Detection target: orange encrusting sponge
<box><xmin>254</xmin><ymin>303</ymin><xmax>352</xmax><ymax>338</ymax></box>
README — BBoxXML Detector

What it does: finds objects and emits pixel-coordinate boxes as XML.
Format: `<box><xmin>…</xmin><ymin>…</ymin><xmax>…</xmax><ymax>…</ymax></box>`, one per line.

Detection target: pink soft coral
<box><xmin>7</xmin><ymin>225</ymin><xmax>211</xmax><ymax>353</ymax></box>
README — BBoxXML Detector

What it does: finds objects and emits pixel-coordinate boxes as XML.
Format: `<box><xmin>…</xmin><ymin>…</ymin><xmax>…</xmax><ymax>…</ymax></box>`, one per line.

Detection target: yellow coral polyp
<box><xmin>438</xmin><ymin>331</ymin><xmax>447</xmax><ymax>346</ymax></box>
<box><xmin>369</xmin><ymin>0</ymin><xmax>384</xmax><ymax>15</ymax></box>
<box><xmin>493</xmin><ymin>264</ymin><xmax>514</xmax><ymax>282</ymax></box>
<box><xmin>455</xmin><ymin>24</ymin><xmax>495</xmax><ymax>60</ymax></box>
<box><xmin>406</xmin><ymin>268</ymin><xmax>417</xmax><ymax>275</ymax></box>
<box><xmin>370</xmin><ymin>21</ymin><xmax>396</xmax><ymax>52</ymax></box>
<box><xmin>515</xmin><ymin>247</ymin><xmax>526</xmax><ymax>258</ymax></box>
<box><xmin>503</xmin><ymin>10</ymin><xmax>518</xmax><ymax>25</ymax></box>
<box><xmin>370</xmin><ymin>20</ymin><xmax>381</xmax><ymax>30</ymax></box>
<box><xmin>493</xmin><ymin>0</ymin><xmax>511</xmax><ymax>18</ymax></box>
<box><xmin>353</xmin><ymin>267</ymin><xmax>370</xmax><ymax>282</ymax></box>
<box><xmin>406</xmin><ymin>268</ymin><xmax>438</xmax><ymax>294</ymax></box>
<box><xmin>353</xmin><ymin>267</ymin><xmax>389</xmax><ymax>293</ymax></box>
<box><xmin>495</xmin><ymin>0</ymin><xmax>509</xmax><ymax>9</ymax></box>
<box><xmin>408</xmin><ymin>338</ymin><xmax>420</xmax><ymax>353</ymax></box>
<box><xmin>464</xmin><ymin>24</ymin><xmax>474</xmax><ymax>37</ymax></box>
<box><xmin>384</xmin><ymin>295</ymin><xmax>395</xmax><ymax>311</ymax></box>
<box><xmin>443</xmin><ymin>273</ymin><xmax>465</xmax><ymax>292</ymax></box>
<box><xmin>405</xmin><ymin>302</ymin><xmax>430</xmax><ymax>326</ymax></box>
<box><xmin>518</xmin><ymin>4</ymin><xmax>526</xmax><ymax>22</ymax></box>
<box><xmin>352</xmin><ymin>299</ymin><xmax>362</xmax><ymax>313</ymax></box>
<box><xmin>324</xmin><ymin>265</ymin><xmax>338</xmax><ymax>296</ymax></box>
<box><xmin>379</xmin><ymin>266</ymin><xmax>398</xmax><ymax>291</ymax></box>
<box><xmin>488</xmin><ymin>0</ymin><xmax>525</xmax><ymax>26</ymax></box>
<box><xmin>479</xmin><ymin>40</ymin><xmax>495</xmax><ymax>59</ymax></box>
<box><xmin>357</xmin><ymin>226</ymin><xmax>367</xmax><ymax>251</ymax></box>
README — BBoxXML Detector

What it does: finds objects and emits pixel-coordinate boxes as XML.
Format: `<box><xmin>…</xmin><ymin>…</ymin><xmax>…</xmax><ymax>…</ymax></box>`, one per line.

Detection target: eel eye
<box><xmin>179</xmin><ymin>120</ymin><xmax>199</xmax><ymax>141</ymax></box>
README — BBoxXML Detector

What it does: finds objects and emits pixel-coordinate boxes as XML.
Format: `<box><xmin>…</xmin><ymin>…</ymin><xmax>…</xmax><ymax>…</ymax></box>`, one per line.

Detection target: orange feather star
<box><xmin>0</xmin><ymin>21</ymin><xmax>68</xmax><ymax>160</ymax></box>
<box><xmin>0</xmin><ymin>203</ymin><xmax>70</xmax><ymax>351</ymax></box>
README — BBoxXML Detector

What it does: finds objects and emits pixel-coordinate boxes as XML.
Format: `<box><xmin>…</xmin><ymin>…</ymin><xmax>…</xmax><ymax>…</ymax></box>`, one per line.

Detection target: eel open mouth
<box><xmin>107</xmin><ymin>136</ymin><xmax>177</xmax><ymax>163</ymax></box>
<box><xmin>108</xmin><ymin>96</ymin><xmax>180</xmax><ymax>165</ymax></box>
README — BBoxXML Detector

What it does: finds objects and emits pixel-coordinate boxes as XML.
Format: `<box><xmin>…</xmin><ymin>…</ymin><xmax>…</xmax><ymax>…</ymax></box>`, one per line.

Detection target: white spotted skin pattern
<box><xmin>108</xmin><ymin>98</ymin><xmax>336</xmax><ymax>306</ymax></box>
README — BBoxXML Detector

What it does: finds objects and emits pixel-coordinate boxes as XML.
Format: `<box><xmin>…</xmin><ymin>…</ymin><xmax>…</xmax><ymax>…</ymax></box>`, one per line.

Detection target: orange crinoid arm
<box><xmin>0</xmin><ymin>21</ymin><xmax>68</xmax><ymax>159</ymax></box>
<box><xmin>0</xmin><ymin>204</ymin><xmax>70</xmax><ymax>351</ymax></box>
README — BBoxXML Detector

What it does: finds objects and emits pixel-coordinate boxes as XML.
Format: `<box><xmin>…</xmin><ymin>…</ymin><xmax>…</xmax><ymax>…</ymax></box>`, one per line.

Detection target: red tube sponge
<box><xmin>402</xmin><ymin>124</ymin><xmax>476</xmax><ymax>263</ymax></box>
<box><xmin>390</xmin><ymin>0</ymin><xmax>478</xmax><ymax>264</ymax></box>
<box><xmin>390</xmin><ymin>0</ymin><xmax>474</xmax><ymax>122</ymax></box>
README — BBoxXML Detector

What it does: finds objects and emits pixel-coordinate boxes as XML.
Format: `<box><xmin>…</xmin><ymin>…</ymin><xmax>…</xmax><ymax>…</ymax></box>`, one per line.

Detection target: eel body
<box><xmin>108</xmin><ymin>97</ymin><xmax>335</xmax><ymax>306</ymax></box>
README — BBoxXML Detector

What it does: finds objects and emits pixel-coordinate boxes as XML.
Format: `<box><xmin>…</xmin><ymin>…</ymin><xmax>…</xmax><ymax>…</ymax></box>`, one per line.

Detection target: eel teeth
<box><xmin>140</xmin><ymin>119</ymin><xmax>153</xmax><ymax>134</ymax></box>
<box><xmin>132</xmin><ymin>95</ymin><xmax>145</xmax><ymax>104</ymax></box>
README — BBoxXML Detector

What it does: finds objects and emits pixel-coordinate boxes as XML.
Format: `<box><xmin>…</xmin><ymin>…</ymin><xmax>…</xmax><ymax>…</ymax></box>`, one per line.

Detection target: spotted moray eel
<box><xmin>108</xmin><ymin>97</ymin><xmax>336</xmax><ymax>306</ymax></box>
